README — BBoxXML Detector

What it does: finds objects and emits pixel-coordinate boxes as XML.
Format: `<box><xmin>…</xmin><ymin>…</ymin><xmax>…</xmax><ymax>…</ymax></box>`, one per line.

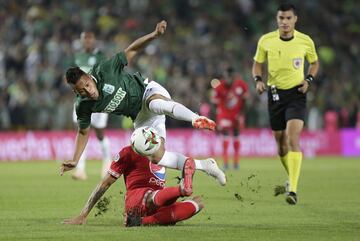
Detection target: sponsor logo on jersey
<box><xmin>103</xmin><ymin>87</ymin><xmax>126</xmax><ymax>113</ymax></box>
<box><xmin>103</xmin><ymin>84</ymin><xmax>115</xmax><ymax>95</ymax></box>
<box><xmin>149</xmin><ymin>162</ymin><xmax>166</xmax><ymax>181</ymax></box>
<box><xmin>149</xmin><ymin>177</ymin><xmax>165</xmax><ymax>188</ymax></box>
<box><xmin>293</xmin><ymin>58</ymin><xmax>302</xmax><ymax>69</ymax></box>
<box><xmin>114</xmin><ymin>153</ymin><xmax>120</xmax><ymax>162</ymax></box>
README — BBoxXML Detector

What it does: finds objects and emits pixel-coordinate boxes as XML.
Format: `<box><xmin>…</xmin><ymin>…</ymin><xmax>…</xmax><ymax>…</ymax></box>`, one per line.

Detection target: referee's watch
<box><xmin>305</xmin><ymin>74</ymin><xmax>314</xmax><ymax>85</ymax></box>
<box><xmin>254</xmin><ymin>75</ymin><xmax>263</xmax><ymax>83</ymax></box>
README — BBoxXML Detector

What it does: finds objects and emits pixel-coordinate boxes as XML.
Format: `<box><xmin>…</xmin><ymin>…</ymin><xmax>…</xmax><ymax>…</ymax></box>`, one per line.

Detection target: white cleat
<box><xmin>202</xmin><ymin>158</ymin><xmax>226</xmax><ymax>186</ymax></box>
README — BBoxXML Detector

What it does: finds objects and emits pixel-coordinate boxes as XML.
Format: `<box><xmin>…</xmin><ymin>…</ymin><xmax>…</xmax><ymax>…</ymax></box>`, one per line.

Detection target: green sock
<box><xmin>287</xmin><ymin>151</ymin><xmax>303</xmax><ymax>193</ymax></box>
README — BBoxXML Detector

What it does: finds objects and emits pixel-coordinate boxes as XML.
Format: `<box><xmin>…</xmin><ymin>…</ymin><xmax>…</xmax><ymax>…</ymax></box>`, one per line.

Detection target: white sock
<box><xmin>148</xmin><ymin>99</ymin><xmax>198</xmax><ymax>123</ymax></box>
<box><xmin>100</xmin><ymin>137</ymin><xmax>111</xmax><ymax>167</ymax></box>
<box><xmin>76</xmin><ymin>146</ymin><xmax>87</xmax><ymax>172</ymax></box>
<box><xmin>157</xmin><ymin>151</ymin><xmax>206</xmax><ymax>171</ymax></box>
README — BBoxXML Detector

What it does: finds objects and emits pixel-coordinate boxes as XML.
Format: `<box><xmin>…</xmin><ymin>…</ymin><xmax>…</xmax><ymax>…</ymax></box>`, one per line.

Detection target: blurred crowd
<box><xmin>0</xmin><ymin>0</ymin><xmax>359</xmax><ymax>130</ymax></box>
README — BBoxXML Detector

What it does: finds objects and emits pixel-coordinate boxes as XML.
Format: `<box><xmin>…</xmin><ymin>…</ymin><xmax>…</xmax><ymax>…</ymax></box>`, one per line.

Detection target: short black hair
<box><xmin>65</xmin><ymin>67</ymin><xmax>85</xmax><ymax>85</ymax></box>
<box><xmin>278</xmin><ymin>3</ymin><xmax>297</xmax><ymax>15</ymax></box>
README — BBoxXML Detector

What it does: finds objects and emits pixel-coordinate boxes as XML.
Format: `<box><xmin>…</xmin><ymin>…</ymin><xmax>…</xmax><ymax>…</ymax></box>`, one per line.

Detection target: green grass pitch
<box><xmin>0</xmin><ymin>157</ymin><xmax>359</xmax><ymax>241</ymax></box>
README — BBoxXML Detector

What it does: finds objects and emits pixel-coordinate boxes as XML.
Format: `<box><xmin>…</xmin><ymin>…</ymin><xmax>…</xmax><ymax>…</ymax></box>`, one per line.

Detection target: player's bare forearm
<box><xmin>308</xmin><ymin>60</ymin><xmax>319</xmax><ymax>77</ymax></box>
<box><xmin>73</xmin><ymin>127</ymin><xmax>90</xmax><ymax>162</ymax></box>
<box><xmin>62</xmin><ymin>175</ymin><xmax>116</xmax><ymax>225</ymax></box>
<box><xmin>252</xmin><ymin>61</ymin><xmax>266</xmax><ymax>94</ymax></box>
<box><xmin>252</xmin><ymin>61</ymin><xmax>263</xmax><ymax>78</ymax></box>
<box><xmin>60</xmin><ymin>127</ymin><xmax>90</xmax><ymax>175</ymax></box>
<box><xmin>80</xmin><ymin>175</ymin><xmax>116</xmax><ymax>217</ymax></box>
<box><xmin>125</xmin><ymin>20</ymin><xmax>167</xmax><ymax>63</ymax></box>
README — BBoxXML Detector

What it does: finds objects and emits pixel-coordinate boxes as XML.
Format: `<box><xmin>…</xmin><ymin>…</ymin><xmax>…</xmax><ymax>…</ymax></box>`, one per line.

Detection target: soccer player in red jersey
<box><xmin>62</xmin><ymin>145</ymin><xmax>202</xmax><ymax>227</ymax></box>
<box><xmin>211</xmin><ymin>67</ymin><xmax>248</xmax><ymax>170</ymax></box>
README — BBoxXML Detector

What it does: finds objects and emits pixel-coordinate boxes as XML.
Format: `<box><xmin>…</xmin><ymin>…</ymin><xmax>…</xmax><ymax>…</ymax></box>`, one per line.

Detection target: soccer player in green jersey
<box><xmin>252</xmin><ymin>4</ymin><xmax>319</xmax><ymax>204</ymax></box>
<box><xmin>71</xmin><ymin>30</ymin><xmax>111</xmax><ymax>181</ymax></box>
<box><xmin>60</xmin><ymin>20</ymin><xmax>226</xmax><ymax>186</ymax></box>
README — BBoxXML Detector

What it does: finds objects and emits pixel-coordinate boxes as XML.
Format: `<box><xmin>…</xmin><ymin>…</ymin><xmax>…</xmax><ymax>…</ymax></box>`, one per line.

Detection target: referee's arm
<box><xmin>307</xmin><ymin>60</ymin><xmax>319</xmax><ymax>79</ymax></box>
<box><xmin>252</xmin><ymin>61</ymin><xmax>266</xmax><ymax>95</ymax></box>
<box><xmin>299</xmin><ymin>60</ymin><xmax>320</xmax><ymax>93</ymax></box>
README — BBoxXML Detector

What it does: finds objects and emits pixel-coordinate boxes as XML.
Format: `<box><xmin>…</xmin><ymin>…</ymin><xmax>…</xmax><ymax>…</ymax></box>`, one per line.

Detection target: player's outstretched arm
<box><xmin>62</xmin><ymin>174</ymin><xmax>117</xmax><ymax>225</ymax></box>
<box><xmin>124</xmin><ymin>20</ymin><xmax>167</xmax><ymax>64</ymax></box>
<box><xmin>60</xmin><ymin>127</ymin><xmax>90</xmax><ymax>175</ymax></box>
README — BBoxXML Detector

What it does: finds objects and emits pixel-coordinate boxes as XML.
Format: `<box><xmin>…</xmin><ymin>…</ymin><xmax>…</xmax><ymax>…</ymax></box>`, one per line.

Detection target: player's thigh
<box><xmin>267</xmin><ymin>93</ymin><xmax>286</xmax><ymax>131</ymax></box>
<box><xmin>125</xmin><ymin>188</ymin><xmax>153</xmax><ymax>216</ymax></box>
<box><xmin>285</xmin><ymin>92</ymin><xmax>306</xmax><ymax>125</ymax></box>
<box><xmin>143</xmin><ymin>81</ymin><xmax>171</xmax><ymax>104</ymax></box>
<box><xmin>91</xmin><ymin>113</ymin><xmax>109</xmax><ymax>129</ymax></box>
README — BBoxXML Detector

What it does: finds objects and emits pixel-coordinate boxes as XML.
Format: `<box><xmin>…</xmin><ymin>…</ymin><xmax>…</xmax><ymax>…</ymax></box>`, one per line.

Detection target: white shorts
<box><xmin>133</xmin><ymin>81</ymin><xmax>171</xmax><ymax>140</ymax></box>
<box><xmin>73</xmin><ymin>106</ymin><xmax>109</xmax><ymax>129</ymax></box>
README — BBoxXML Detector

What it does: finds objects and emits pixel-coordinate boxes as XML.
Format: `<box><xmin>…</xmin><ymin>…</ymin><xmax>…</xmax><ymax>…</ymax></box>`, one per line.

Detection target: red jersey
<box><xmin>213</xmin><ymin>79</ymin><xmax>248</xmax><ymax>117</ymax></box>
<box><xmin>108</xmin><ymin>146</ymin><xmax>165</xmax><ymax>191</ymax></box>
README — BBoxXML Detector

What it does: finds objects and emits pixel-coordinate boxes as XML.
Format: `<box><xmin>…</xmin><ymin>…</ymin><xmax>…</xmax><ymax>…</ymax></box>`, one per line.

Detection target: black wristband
<box><xmin>305</xmin><ymin>74</ymin><xmax>314</xmax><ymax>84</ymax></box>
<box><xmin>254</xmin><ymin>76</ymin><xmax>263</xmax><ymax>82</ymax></box>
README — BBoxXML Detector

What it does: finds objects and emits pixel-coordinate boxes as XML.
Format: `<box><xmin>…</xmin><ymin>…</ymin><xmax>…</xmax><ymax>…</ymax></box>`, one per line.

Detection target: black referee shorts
<box><xmin>267</xmin><ymin>85</ymin><xmax>306</xmax><ymax>131</ymax></box>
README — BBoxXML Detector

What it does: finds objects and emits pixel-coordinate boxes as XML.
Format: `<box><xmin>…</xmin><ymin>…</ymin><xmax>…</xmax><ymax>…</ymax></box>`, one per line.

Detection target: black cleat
<box><xmin>125</xmin><ymin>212</ymin><xmax>142</xmax><ymax>227</ymax></box>
<box><xmin>285</xmin><ymin>192</ymin><xmax>297</xmax><ymax>205</ymax></box>
<box><xmin>274</xmin><ymin>185</ymin><xmax>286</xmax><ymax>196</ymax></box>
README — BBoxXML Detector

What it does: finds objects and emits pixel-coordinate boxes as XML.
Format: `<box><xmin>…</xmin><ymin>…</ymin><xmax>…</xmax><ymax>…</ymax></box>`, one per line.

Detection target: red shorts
<box><xmin>124</xmin><ymin>188</ymin><xmax>154</xmax><ymax>217</ymax></box>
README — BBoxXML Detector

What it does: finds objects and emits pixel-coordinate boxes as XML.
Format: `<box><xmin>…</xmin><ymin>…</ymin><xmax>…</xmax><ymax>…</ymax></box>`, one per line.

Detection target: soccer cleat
<box><xmin>192</xmin><ymin>116</ymin><xmax>216</xmax><ymax>131</ymax></box>
<box><xmin>180</xmin><ymin>158</ymin><xmax>196</xmax><ymax>196</ymax></box>
<box><xmin>274</xmin><ymin>180</ymin><xmax>289</xmax><ymax>196</ymax></box>
<box><xmin>274</xmin><ymin>185</ymin><xmax>286</xmax><ymax>196</ymax></box>
<box><xmin>202</xmin><ymin>158</ymin><xmax>227</xmax><ymax>186</ymax></box>
<box><xmin>285</xmin><ymin>191</ymin><xmax>298</xmax><ymax>205</ymax></box>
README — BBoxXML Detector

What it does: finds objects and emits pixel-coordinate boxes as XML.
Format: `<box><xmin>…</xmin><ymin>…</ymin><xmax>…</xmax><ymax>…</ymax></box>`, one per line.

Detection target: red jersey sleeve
<box><xmin>108</xmin><ymin>148</ymin><xmax>129</xmax><ymax>179</ymax></box>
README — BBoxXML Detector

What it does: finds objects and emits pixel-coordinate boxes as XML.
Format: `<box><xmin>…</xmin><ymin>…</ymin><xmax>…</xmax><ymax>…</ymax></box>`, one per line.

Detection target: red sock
<box><xmin>233</xmin><ymin>139</ymin><xmax>240</xmax><ymax>166</ymax></box>
<box><xmin>222</xmin><ymin>139</ymin><xmax>229</xmax><ymax>166</ymax></box>
<box><xmin>142</xmin><ymin>201</ymin><xmax>197</xmax><ymax>225</ymax></box>
<box><xmin>153</xmin><ymin>187</ymin><xmax>182</xmax><ymax>207</ymax></box>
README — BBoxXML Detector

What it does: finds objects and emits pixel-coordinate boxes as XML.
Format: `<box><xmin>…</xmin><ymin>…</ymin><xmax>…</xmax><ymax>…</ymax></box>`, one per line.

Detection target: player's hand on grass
<box><xmin>60</xmin><ymin>160</ymin><xmax>77</xmax><ymax>176</ymax></box>
<box><xmin>255</xmin><ymin>81</ymin><xmax>266</xmax><ymax>94</ymax></box>
<box><xmin>298</xmin><ymin>80</ymin><xmax>309</xmax><ymax>94</ymax></box>
<box><xmin>154</xmin><ymin>20</ymin><xmax>167</xmax><ymax>37</ymax></box>
<box><xmin>62</xmin><ymin>215</ymin><xmax>86</xmax><ymax>225</ymax></box>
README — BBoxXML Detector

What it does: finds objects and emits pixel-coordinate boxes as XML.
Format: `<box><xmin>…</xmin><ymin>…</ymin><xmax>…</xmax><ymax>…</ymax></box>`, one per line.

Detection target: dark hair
<box><xmin>226</xmin><ymin>66</ymin><xmax>235</xmax><ymax>75</ymax></box>
<box><xmin>65</xmin><ymin>67</ymin><xmax>85</xmax><ymax>85</ymax></box>
<box><xmin>278</xmin><ymin>3</ymin><xmax>297</xmax><ymax>15</ymax></box>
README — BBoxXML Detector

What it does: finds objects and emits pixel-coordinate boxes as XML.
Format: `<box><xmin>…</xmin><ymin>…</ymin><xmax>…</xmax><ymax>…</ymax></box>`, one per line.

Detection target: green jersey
<box><xmin>73</xmin><ymin>48</ymin><xmax>106</xmax><ymax>73</ymax></box>
<box><xmin>75</xmin><ymin>52</ymin><xmax>147</xmax><ymax>129</ymax></box>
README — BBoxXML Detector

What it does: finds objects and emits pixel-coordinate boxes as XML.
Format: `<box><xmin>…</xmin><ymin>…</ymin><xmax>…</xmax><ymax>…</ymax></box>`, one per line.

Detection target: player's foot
<box><xmin>274</xmin><ymin>180</ymin><xmax>289</xmax><ymax>196</ymax></box>
<box><xmin>71</xmin><ymin>171</ymin><xmax>87</xmax><ymax>181</ymax></box>
<box><xmin>180</xmin><ymin>158</ymin><xmax>196</xmax><ymax>196</ymax></box>
<box><xmin>202</xmin><ymin>158</ymin><xmax>227</xmax><ymax>186</ymax></box>
<box><xmin>233</xmin><ymin>163</ymin><xmax>239</xmax><ymax>170</ymax></box>
<box><xmin>192</xmin><ymin>116</ymin><xmax>216</xmax><ymax>131</ymax></box>
<box><xmin>285</xmin><ymin>191</ymin><xmax>298</xmax><ymax>205</ymax></box>
<box><xmin>125</xmin><ymin>212</ymin><xmax>142</xmax><ymax>227</ymax></box>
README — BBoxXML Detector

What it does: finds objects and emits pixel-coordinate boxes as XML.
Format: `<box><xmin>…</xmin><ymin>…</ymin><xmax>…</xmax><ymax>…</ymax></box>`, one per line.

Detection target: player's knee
<box><xmin>288</xmin><ymin>137</ymin><xmax>300</xmax><ymax>151</ymax></box>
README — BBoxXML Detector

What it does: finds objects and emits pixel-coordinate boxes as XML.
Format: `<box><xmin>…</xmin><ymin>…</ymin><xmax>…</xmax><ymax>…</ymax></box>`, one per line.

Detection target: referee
<box><xmin>252</xmin><ymin>3</ymin><xmax>319</xmax><ymax>205</ymax></box>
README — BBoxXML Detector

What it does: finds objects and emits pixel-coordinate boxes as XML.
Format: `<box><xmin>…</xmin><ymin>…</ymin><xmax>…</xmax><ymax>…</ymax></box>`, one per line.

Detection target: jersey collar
<box><xmin>277</xmin><ymin>29</ymin><xmax>297</xmax><ymax>41</ymax></box>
